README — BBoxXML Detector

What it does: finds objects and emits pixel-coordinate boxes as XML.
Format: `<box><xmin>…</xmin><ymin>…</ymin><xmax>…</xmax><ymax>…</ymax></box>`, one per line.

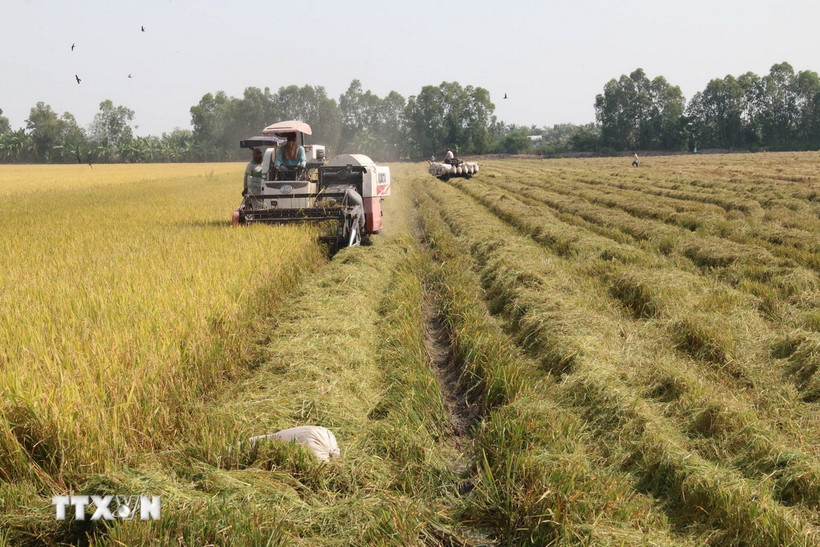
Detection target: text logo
<box><xmin>52</xmin><ymin>495</ymin><xmax>161</xmax><ymax>521</ymax></box>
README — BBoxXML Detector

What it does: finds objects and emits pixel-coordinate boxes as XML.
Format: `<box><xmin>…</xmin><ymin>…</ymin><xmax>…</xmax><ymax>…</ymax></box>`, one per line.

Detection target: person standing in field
<box><xmin>632</xmin><ymin>153</ymin><xmax>640</xmax><ymax>167</ymax></box>
<box><xmin>244</xmin><ymin>147</ymin><xmax>264</xmax><ymax>209</ymax></box>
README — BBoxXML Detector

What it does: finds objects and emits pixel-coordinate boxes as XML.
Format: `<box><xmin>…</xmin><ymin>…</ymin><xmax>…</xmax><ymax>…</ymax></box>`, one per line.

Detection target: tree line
<box><xmin>1</xmin><ymin>62</ymin><xmax>817</xmax><ymax>164</ymax></box>
<box><xmin>595</xmin><ymin>62</ymin><xmax>820</xmax><ymax>152</ymax></box>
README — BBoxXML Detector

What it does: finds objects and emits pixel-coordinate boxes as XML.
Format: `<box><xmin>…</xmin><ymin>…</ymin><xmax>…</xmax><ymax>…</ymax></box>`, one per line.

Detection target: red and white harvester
<box><xmin>232</xmin><ymin>121</ymin><xmax>391</xmax><ymax>247</ymax></box>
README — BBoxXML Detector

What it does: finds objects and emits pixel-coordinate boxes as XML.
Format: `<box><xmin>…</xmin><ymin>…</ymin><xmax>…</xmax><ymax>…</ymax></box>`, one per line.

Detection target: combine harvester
<box><xmin>428</xmin><ymin>158</ymin><xmax>479</xmax><ymax>181</ymax></box>
<box><xmin>232</xmin><ymin>121</ymin><xmax>391</xmax><ymax>248</ymax></box>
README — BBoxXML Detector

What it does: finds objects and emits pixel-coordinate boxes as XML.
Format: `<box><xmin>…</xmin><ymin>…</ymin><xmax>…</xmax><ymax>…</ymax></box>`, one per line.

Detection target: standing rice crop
<box><xmin>0</xmin><ymin>164</ymin><xmax>325</xmax><ymax>488</ymax></box>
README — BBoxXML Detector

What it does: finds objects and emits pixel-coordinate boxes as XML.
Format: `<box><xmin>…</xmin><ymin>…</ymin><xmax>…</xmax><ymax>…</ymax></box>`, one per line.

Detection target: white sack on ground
<box><xmin>428</xmin><ymin>162</ymin><xmax>479</xmax><ymax>176</ymax></box>
<box><xmin>248</xmin><ymin>426</ymin><xmax>340</xmax><ymax>461</ymax></box>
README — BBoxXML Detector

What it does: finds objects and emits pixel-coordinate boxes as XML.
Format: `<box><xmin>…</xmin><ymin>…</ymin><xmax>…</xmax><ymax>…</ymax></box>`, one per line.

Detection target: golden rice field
<box><xmin>1</xmin><ymin>152</ymin><xmax>819</xmax><ymax>546</ymax></box>
<box><xmin>0</xmin><ymin>163</ymin><xmax>325</xmax><ymax>484</ymax></box>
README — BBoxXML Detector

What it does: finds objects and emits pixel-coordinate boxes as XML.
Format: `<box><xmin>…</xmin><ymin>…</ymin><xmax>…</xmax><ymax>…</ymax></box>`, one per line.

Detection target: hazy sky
<box><xmin>2</xmin><ymin>0</ymin><xmax>818</xmax><ymax>137</ymax></box>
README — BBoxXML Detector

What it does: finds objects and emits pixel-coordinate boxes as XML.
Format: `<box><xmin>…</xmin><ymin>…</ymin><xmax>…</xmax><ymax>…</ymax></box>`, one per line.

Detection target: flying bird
<box><xmin>128</xmin><ymin>74</ymin><xmax>132</xmax><ymax>78</ymax></box>
<box><xmin>503</xmin><ymin>93</ymin><xmax>508</xmax><ymax>99</ymax></box>
<box><xmin>75</xmin><ymin>74</ymin><xmax>81</xmax><ymax>84</ymax></box>
<box><xmin>71</xmin><ymin>43</ymin><xmax>75</xmax><ymax>51</ymax></box>
<box><xmin>141</xmin><ymin>25</ymin><xmax>145</xmax><ymax>32</ymax></box>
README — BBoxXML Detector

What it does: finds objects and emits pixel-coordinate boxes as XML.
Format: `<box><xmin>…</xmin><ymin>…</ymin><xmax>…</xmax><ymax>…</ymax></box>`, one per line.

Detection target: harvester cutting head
<box><xmin>232</xmin><ymin>122</ymin><xmax>390</xmax><ymax>249</ymax></box>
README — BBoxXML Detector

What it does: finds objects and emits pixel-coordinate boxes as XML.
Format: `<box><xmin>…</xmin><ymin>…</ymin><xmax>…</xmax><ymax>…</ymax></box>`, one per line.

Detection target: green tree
<box><xmin>339</xmin><ymin>79</ymin><xmax>381</xmax><ymax>151</ymax></box>
<box><xmin>272</xmin><ymin>85</ymin><xmax>342</xmax><ymax>153</ymax></box>
<box><xmin>191</xmin><ymin>85</ymin><xmax>341</xmax><ymax>161</ymax></box>
<box><xmin>686</xmin><ymin>76</ymin><xmax>745</xmax><ymax>148</ymax></box>
<box><xmin>595</xmin><ymin>69</ymin><xmax>685</xmax><ymax>151</ymax></box>
<box><xmin>89</xmin><ymin>100</ymin><xmax>135</xmax><ymax>161</ymax></box>
<box><xmin>758</xmin><ymin>63</ymin><xmax>820</xmax><ymax>149</ymax></box>
<box><xmin>0</xmin><ymin>108</ymin><xmax>10</xmax><ymax>135</ymax></box>
<box><xmin>377</xmin><ymin>91</ymin><xmax>407</xmax><ymax>160</ymax></box>
<box><xmin>795</xmin><ymin>70</ymin><xmax>820</xmax><ymax>148</ymax></box>
<box><xmin>163</xmin><ymin>129</ymin><xmax>195</xmax><ymax>161</ymax></box>
<box><xmin>122</xmin><ymin>135</ymin><xmax>153</xmax><ymax>163</ymax></box>
<box><xmin>760</xmin><ymin>62</ymin><xmax>799</xmax><ymax>148</ymax></box>
<box><xmin>569</xmin><ymin>123</ymin><xmax>601</xmax><ymax>152</ymax></box>
<box><xmin>462</xmin><ymin>85</ymin><xmax>495</xmax><ymax>153</ymax></box>
<box><xmin>231</xmin><ymin>87</ymin><xmax>278</xmax><ymax>147</ymax></box>
<box><xmin>404</xmin><ymin>86</ymin><xmax>445</xmax><ymax>157</ymax></box>
<box><xmin>648</xmin><ymin>75</ymin><xmax>686</xmax><ymax>149</ymax></box>
<box><xmin>190</xmin><ymin>91</ymin><xmax>236</xmax><ymax>160</ymax></box>
<box><xmin>595</xmin><ymin>72</ymin><xmax>643</xmax><ymax>150</ymax></box>
<box><xmin>26</xmin><ymin>102</ymin><xmax>81</xmax><ymax>162</ymax></box>
<box><xmin>190</xmin><ymin>87</ymin><xmax>278</xmax><ymax>161</ymax></box>
<box><xmin>0</xmin><ymin>129</ymin><xmax>30</xmax><ymax>162</ymax></box>
<box><xmin>338</xmin><ymin>81</ymin><xmax>407</xmax><ymax>160</ymax></box>
<box><xmin>498</xmin><ymin>130</ymin><xmax>532</xmax><ymax>154</ymax></box>
<box><xmin>52</xmin><ymin>113</ymin><xmax>89</xmax><ymax>163</ymax></box>
<box><xmin>529</xmin><ymin>123</ymin><xmax>594</xmax><ymax>154</ymax></box>
<box><xmin>404</xmin><ymin>81</ymin><xmax>495</xmax><ymax>158</ymax></box>
<box><xmin>737</xmin><ymin>71</ymin><xmax>764</xmax><ymax>146</ymax></box>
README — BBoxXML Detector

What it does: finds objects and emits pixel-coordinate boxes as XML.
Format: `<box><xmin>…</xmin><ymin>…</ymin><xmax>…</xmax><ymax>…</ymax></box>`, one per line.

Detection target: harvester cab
<box><xmin>232</xmin><ymin>121</ymin><xmax>391</xmax><ymax>249</ymax></box>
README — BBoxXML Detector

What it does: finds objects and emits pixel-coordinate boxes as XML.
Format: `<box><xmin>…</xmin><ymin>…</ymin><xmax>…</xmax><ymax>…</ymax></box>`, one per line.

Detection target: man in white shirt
<box><xmin>244</xmin><ymin>148</ymin><xmax>264</xmax><ymax>209</ymax></box>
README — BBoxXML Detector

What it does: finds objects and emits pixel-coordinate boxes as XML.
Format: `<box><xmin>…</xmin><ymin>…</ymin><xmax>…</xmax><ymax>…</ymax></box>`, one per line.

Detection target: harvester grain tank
<box><xmin>232</xmin><ymin>121</ymin><xmax>390</xmax><ymax>248</ymax></box>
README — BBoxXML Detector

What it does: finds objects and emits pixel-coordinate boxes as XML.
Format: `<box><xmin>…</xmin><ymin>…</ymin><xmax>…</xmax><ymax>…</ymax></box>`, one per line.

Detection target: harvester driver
<box><xmin>244</xmin><ymin>147</ymin><xmax>264</xmax><ymax>209</ymax></box>
<box><xmin>274</xmin><ymin>132</ymin><xmax>306</xmax><ymax>180</ymax></box>
<box><xmin>443</xmin><ymin>148</ymin><xmax>455</xmax><ymax>165</ymax></box>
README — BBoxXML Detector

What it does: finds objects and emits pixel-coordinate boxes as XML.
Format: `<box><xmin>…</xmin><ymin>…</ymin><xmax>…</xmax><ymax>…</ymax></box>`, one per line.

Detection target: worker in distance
<box><xmin>243</xmin><ymin>147</ymin><xmax>264</xmax><ymax>209</ymax></box>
